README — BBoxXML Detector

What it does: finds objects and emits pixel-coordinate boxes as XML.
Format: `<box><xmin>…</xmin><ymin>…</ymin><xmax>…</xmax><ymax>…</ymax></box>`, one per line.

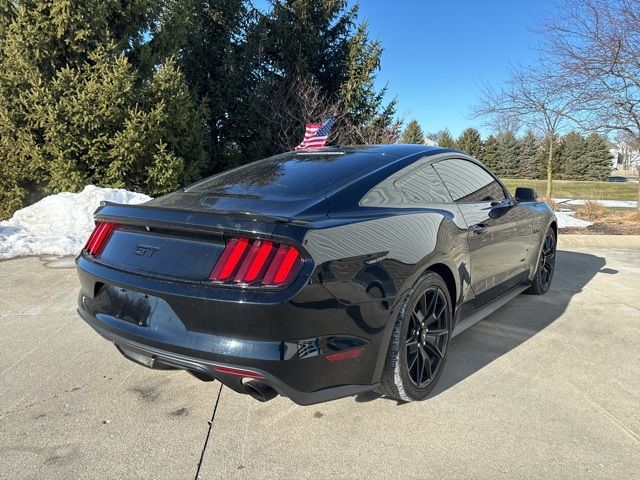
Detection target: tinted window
<box><xmin>186</xmin><ymin>151</ymin><xmax>392</xmax><ymax>198</ymax></box>
<box><xmin>394</xmin><ymin>165</ymin><xmax>451</xmax><ymax>203</ymax></box>
<box><xmin>433</xmin><ymin>159</ymin><xmax>506</xmax><ymax>202</ymax></box>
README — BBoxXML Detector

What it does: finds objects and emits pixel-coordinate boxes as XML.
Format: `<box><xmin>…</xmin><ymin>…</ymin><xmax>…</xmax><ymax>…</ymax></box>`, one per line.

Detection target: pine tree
<box><xmin>496</xmin><ymin>131</ymin><xmax>520</xmax><ymax>177</ymax></box>
<box><xmin>0</xmin><ymin>1</ymin><xmax>205</xmax><ymax>218</ymax></box>
<box><xmin>169</xmin><ymin>0</ymin><xmax>255</xmax><ymax>170</ymax></box>
<box><xmin>456</xmin><ymin>127</ymin><xmax>483</xmax><ymax>157</ymax></box>
<box><xmin>402</xmin><ymin>119</ymin><xmax>425</xmax><ymax>144</ymax></box>
<box><xmin>583</xmin><ymin>133</ymin><xmax>612</xmax><ymax>181</ymax></box>
<box><xmin>338</xmin><ymin>20</ymin><xmax>399</xmax><ymax>145</ymax></box>
<box><xmin>557</xmin><ymin>132</ymin><xmax>587</xmax><ymax>180</ymax></box>
<box><xmin>253</xmin><ymin>1</ymin><xmax>398</xmax><ymax>150</ymax></box>
<box><xmin>480</xmin><ymin>134</ymin><xmax>500</xmax><ymax>172</ymax></box>
<box><xmin>517</xmin><ymin>131</ymin><xmax>540</xmax><ymax>179</ymax></box>
<box><xmin>438</xmin><ymin>129</ymin><xmax>456</xmax><ymax>148</ymax></box>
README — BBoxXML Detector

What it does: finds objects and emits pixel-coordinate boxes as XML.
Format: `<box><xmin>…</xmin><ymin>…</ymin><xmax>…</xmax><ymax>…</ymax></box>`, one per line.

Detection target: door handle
<box><xmin>471</xmin><ymin>223</ymin><xmax>490</xmax><ymax>234</ymax></box>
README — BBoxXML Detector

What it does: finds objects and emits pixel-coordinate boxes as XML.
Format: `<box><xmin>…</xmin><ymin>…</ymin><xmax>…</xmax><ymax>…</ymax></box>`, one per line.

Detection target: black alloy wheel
<box><xmin>405</xmin><ymin>287</ymin><xmax>449</xmax><ymax>388</ymax></box>
<box><xmin>528</xmin><ymin>227</ymin><xmax>556</xmax><ymax>295</ymax></box>
<box><xmin>379</xmin><ymin>272</ymin><xmax>452</xmax><ymax>401</ymax></box>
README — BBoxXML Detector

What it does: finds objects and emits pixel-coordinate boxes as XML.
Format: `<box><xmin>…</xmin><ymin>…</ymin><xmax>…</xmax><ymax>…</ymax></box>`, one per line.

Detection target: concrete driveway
<box><xmin>1</xmin><ymin>239</ymin><xmax>639</xmax><ymax>479</ymax></box>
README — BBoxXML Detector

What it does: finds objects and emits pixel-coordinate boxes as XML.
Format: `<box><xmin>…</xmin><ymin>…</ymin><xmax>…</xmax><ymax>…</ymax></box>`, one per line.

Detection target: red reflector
<box><xmin>325</xmin><ymin>347</ymin><xmax>365</xmax><ymax>363</ymax></box>
<box><xmin>209</xmin><ymin>237</ymin><xmax>302</xmax><ymax>287</ymax></box>
<box><xmin>212</xmin><ymin>365</ymin><xmax>263</xmax><ymax>379</ymax></box>
<box><xmin>85</xmin><ymin>221</ymin><xmax>119</xmax><ymax>256</ymax></box>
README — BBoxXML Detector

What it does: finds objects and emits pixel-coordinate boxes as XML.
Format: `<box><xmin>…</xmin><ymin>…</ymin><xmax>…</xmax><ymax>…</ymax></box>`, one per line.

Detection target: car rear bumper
<box><xmin>78</xmin><ymin>309</ymin><xmax>376</xmax><ymax>405</ymax></box>
<box><xmin>76</xmin><ymin>256</ymin><xmax>385</xmax><ymax>405</ymax></box>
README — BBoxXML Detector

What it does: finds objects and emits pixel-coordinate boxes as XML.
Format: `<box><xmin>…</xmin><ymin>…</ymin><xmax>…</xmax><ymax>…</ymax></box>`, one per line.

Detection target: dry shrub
<box><xmin>577</xmin><ymin>198</ymin><xmax>605</xmax><ymax>221</ymax></box>
<box><xmin>604</xmin><ymin>211</ymin><xmax>640</xmax><ymax>224</ymax></box>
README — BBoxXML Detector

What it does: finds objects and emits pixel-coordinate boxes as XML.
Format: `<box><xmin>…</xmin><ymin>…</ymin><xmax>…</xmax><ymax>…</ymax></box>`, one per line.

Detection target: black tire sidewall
<box><xmin>530</xmin><ymin>227</ymin><xmax>556</xmax><ymax>295</ymax></box>
<box><xmin>390</xmin><ymin>272</ymin><xmax>452</xmax><ymax>401</ymax></box>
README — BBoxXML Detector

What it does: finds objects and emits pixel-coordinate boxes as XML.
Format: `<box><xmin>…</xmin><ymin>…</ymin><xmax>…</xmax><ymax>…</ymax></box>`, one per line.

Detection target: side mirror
<box><xmin>514</xmin><ymin>187</ymin><xmax>537</xmax><ymax>202</ymax></box>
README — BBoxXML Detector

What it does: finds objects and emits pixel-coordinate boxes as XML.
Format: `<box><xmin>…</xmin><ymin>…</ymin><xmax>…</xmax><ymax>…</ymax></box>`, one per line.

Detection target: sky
<box><xmin>252</xmin><ymin>0</ymin><xmax>561</xmax><ymax>138</ymax></box>
<box><xmin>355</xmin><ymin>0</ymin><xmax>559</xmax><ymax>137</ymax></box>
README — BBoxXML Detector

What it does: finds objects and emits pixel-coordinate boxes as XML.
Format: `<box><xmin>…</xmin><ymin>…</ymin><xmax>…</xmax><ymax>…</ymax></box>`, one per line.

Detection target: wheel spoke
<box><xmin>426</xmin><ymin>328</ymin><xmax>448</xmax><ymax>338</ymax></box>
<box><xmin>408</xmin><ymin>351</ymin><xmax>419</xmax><ymax>372</ymax></box>
<box><xmin>418</xmin><ymin>345</ymin><xmax>429</xmax><ymax>383</ymax></box>
<box><xmin>423</xmin><ymin>340</ymin><xmax>444</xmax><ymax>360</ymax></box>
<box><xmin>419</xmin><ymin>293</ymin><xmax>427</xmax><ymax>317</ymax></box>
<box><xmin>420</xmin><ymin>345</ymin><xmax>432</xmax><ymax>381</ymax></box>
<box><xmin>415</xmin><ymin>349</ymin><xmax>423</xmax><ymax>384</ymax></box>
<box><xmin>427</xmin><ymin>291</ymin><xmax>438</xmax><ymax>316</ymax></box>
<box><xmin>404</xmin><ymin>286</ymin><xmax>451</xmax><ymax>388</ymax></box>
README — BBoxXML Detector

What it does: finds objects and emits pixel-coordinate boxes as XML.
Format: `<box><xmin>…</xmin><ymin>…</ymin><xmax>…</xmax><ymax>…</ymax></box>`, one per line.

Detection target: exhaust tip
<box><xmin>243</xmin><ymin>380</ymin><xmax>278</xmax><ymax>402</ymax></box>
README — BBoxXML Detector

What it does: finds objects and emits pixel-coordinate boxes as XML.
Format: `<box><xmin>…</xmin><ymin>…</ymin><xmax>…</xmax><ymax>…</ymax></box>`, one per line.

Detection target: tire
<box><xmin>378</xmin><ymin>271</ymin><xmax>452</xmax><ymax>402</ymax></box>
<box><xmin>527</xmin><ymin>226</ymin><xmax>556</xmax><ymax>295</ymax></box>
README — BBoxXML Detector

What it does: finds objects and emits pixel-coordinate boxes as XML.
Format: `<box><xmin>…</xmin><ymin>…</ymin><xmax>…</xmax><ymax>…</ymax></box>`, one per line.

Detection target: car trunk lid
<box><xmin>87</xmin><ymin>200</ymin><xmax>305</xmax><ymax>283</ymax></box>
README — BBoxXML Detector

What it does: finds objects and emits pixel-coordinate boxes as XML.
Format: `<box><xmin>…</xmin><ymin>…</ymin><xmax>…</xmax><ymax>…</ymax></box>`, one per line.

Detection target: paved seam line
<box><xmin>194</xmin><ymin>382</ymin><xmax>223</xmax><ymax>480</ymax></box>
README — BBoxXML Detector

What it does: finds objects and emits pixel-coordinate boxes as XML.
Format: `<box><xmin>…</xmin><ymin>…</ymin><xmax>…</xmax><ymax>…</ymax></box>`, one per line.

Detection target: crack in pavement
<box><xmin>195</xmin><ymin>382</ymin><xmax>224</xmax><ymax>480</ymax></box>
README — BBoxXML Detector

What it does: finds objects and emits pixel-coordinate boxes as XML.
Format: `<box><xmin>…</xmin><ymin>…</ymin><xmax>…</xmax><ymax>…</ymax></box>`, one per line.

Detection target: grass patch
<box><xmin>502</xmin><ymin>178</ymin><xmax>638</xmax><ymax>201</ymax></box>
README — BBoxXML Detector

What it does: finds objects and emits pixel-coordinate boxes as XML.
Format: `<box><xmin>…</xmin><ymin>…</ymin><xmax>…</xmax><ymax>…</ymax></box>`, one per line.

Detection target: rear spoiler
<box><xmin>94</xmin><ymin>202</ymin><xmax>286</xmax><ymax>237</ymax></box>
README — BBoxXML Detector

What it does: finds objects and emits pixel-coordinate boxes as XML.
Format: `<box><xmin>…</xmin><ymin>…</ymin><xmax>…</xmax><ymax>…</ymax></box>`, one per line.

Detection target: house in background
<box><xmin>610</xmin><ymin>141</ymin><xmax>640</xmax><ymax>175</ymax></box>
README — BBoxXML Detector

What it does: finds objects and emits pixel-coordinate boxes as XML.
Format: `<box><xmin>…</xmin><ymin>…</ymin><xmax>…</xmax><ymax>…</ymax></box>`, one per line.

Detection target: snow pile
<box><xmin>0</xmin><ymin>185</ymin><xmax>151</xmax><ymax>259</ymax></box>
<box><xmin>556</xmin><ymin>210</ymin><xmax>593</xmax><ymax>229</ymax></box>
<box><xmin>555</xmin><ymin>198</ymin><xmax>637</xmax><ymax>209</ymax></box>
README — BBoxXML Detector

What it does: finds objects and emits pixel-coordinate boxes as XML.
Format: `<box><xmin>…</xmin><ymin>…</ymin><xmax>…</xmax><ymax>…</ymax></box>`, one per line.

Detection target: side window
<box><xmin>394</xmin><ymin>165</ymin><xmax>451</xmax><ymax>203</ymax></box>
<box><xmin>433</xmin><ymin>159</ymin><xmax>507</xmax><ymax>203</ymax></box>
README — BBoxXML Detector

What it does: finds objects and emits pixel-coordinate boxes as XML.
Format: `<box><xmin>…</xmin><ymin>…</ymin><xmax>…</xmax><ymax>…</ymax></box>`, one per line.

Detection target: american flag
<box><xmin>294</xmin><ymin>117</ymin><xmax>334</xmax><ymax>150</ymax></box>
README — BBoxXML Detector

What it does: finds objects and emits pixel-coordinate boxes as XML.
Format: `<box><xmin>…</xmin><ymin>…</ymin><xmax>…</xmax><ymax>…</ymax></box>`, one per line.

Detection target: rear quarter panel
<box><xmin>280</xmin><ymin>208</ymin><xmax>471</xmax><ymax>380</ymax></box>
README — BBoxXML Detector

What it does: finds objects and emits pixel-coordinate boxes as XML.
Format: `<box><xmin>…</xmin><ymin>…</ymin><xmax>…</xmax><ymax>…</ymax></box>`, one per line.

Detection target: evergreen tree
<box><xmin>480</xmin><ymin>134</ymin><xmax>500</xmax><ymax>172</ymax></box>
<box><xmin>456</xmin><ymin>127</ymin><xmax>483</xmax><ymax>157</ymax></box>
<box><xmin>438</xmin><ymin>129</ymin><xmax>456</xmax><ymax>148</ymax></box>
<box><xmin>254</xmin><ymin>1</ymin><xmax>397</xmax><ymax>151</ymax></box>
<box><xmin>583</xmin><ymin>133</ymin><xmax>612</xmax><ymax>181</ymax></box>
<box><xmin>556</xmin><ymin>132</ymin><xmax>587</xmax><ymax>180</ymax></box>
<box><xmin>402</xmin><ymin>119</ymin><xmax>425</xmax><ymax>144</ymax></box>
<box><xmin>168</xmin><ymin>0</ymin><xmax>259</xmax><ymax>170</ymax></box>
<box><xmin>517</xmin><ymin>131</ymin><xmax>540</xmax><ymax>179</ymax></box>
<box><xmin>496</xmin><ymin>131</ymin><xmax>520</xmax><ymax>177</ymax></box>
<box><xmin>536</xmin><ymin>130</ymin><xmax>610</xmax><ymax>181</ymax></box>
<box><xmin>0</xmin><ymin>1</ymin><xmax>205</xmax><ymax>218</ymax></box>
<box><xmin>338</xmin><ymin>20</ymin><xmax>398</xmax><ymax>145</ymax></box>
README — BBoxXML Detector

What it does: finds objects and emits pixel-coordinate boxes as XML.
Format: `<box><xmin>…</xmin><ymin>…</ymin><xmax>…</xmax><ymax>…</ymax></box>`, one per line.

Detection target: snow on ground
<box><xmin>0</xmin><ymin>185</ymin><xmax>151</xmax><ymax>260</ymax></box>
<box><xmin>556</xmin><ymin>210</ymin><xmax>593</xmax><ymax>229</ymax></box>
<box><xmin>555</xmin><ymin>198</ymin><xmax>637</xmax><ymax>209</ymax></box>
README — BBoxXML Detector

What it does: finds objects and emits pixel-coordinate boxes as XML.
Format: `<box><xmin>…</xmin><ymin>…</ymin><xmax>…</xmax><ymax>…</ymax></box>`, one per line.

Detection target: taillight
<box><xmin>209</xmin><ymin>237</ymin><xmax>303</xmax><ymax>287</ymax></box>
<box><xmin>84</xmin><ymin>221</ymin><xmax>119</xmax><ymax>256</ymax></box>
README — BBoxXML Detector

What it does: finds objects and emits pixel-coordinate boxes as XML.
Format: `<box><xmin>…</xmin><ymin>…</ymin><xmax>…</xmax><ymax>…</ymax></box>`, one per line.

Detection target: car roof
<box><xmin>185</xmin><ymin>144</ymin><xmax>456</xmax><ymax>200</ymax></box>
<box><xmin>307</xmin><ymin>144</ymin><xmax>449</xmax><ymax>158</ymax></box>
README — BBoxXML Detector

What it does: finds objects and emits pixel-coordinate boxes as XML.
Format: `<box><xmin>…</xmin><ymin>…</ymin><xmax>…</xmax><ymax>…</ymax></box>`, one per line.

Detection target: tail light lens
<box><xmin>209</xmin><ymin>237</ymin><xmax>303</xmax><ymax>287</ymax></box>
<box><xmin>84</xmin><ymin>221</ymin><xmax>119</xmax><ymax>256</ymax></box>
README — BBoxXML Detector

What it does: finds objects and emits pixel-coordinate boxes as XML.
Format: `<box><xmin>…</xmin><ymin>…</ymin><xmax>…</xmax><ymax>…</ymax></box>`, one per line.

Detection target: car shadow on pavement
<box><xmin>355</xmin><ymin>250</ymin><xmax>611</xmax><ymax>403</ymax></box>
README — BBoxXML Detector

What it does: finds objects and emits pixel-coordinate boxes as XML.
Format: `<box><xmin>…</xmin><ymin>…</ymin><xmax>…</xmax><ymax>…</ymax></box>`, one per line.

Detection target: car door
<box><xmin>432</xmin><ymin>158</ymin><xmax>534</xmax><ymax>307</ymax></box>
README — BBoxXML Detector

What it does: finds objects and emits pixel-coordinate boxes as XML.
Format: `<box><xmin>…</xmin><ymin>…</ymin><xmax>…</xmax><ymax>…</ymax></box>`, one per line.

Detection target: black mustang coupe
<box><xmin>76</xmin><ymin>145</ymin><xmax>556</xmax><ymax>405</ymax></box>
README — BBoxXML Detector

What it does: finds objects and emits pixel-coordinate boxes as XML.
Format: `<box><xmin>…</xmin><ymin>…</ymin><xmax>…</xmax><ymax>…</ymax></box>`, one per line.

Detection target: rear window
<box><xmin>186</xmin><ymin>151</ymin><xmax>392</xmax><ymax>198</ymax></box>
